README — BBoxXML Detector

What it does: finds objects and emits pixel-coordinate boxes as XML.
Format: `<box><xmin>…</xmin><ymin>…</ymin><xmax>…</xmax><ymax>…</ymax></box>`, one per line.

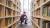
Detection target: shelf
<box><xmin>13</xmin><ymin>16</ymin><xmax>19</xmax><ymax>23</ymax></box>
<box><xmin>16</xmin><ymin>16</ymin><xmax>20</xmax><ymax>20</ymax></box>
<box><xmin>8</xmin><ymin>17</ymin><xmax>13</xmax><ymax>25</ymax></box>
<box><xmin>0</xmin><ymin>17</ymin><xmax>5</xmax><ymax>19</ymax></box>
<box><xmin>42</xmin><ymin>4</ymin><xmax>50</xmax><ymax>17</ymax></box>
<box><xmin>40</xmin><ymin>0</ymin><xmax>50</xmax><ymax>7</ymax></box>
<box><xmin>13</xmin><ymin>17</ymin><xmax>15</xmax><ymax>22</ymax></box>
<box><xmin>15</xmin><ymin>12</ymin><xmax>17</xmax><ymax>16</ymax></box>
<box><xmin>6</xmin><ymin>0</ymin><xmax>12</xmax><ymax>8</ymax></box>
<box><xmin>5</xmin><ymin>7</ymin><xmax>12</xmax><ymax>16</ymax></box>
<box><xmin>0</xmin><ymin>18</ymin><xmax>6</xmax><ymax>28</ymax></box>
<box><xmin>5</xmin><ymin>18</ymin><xmax>8</xmax><ymax>27</ymax></box>
<box><xmin>13</xmin><ymin>24</ymin><xmax>16</xmax><ymax>28</ymax></box>
<box><xmin>35</xmin><ymin>8</ymin><xmax>40</xmax><ymax>16</ymax></box>
<box><xmin>0</xmin><ymin>5</ymin><xmax>5</xmax><ymax>17</ymax></box>
<box><xmin>0</xmin><ymin>0</ymin><xmax>6</xmax><ymax>5</ymax></box>
<box><xmin>8</xmin><ymin>23</ymin><xmax>13</xmax><ymax>27</ymax></box>
<box><xmin>13</xmin><ymin>4</ymin><xmax>17</xmax><ymax>10</ymax></box>
<box><xmin>13</xmin><ymin>19</ymin><xmax>19</xmax><ymax>25</ymax></box>
<box><xmin>5</xmin><ymin>16</ymin><xmax>13</xmax><ymax>18</ymax></box>
<box><xmin>32</xmin><ymin>20</ymin><xmax>40</xmax><ymax>28</ymax></box>
<box><xmin>8</xmin><ymin>26</ymin><xmax>12</xmax><ymax>28</ymax></box>
<box><xmin>13</xmin><ymin>11</ymin><xmax>15</xmax><ymax>16</ymax></box>
<box><xmin>0</xmin><ymin>0</ymin><xmax>21</xmax><ymax>28</ymax></box>
<box><xmin>16</xmin><ymin>11</ymin><xmax>20</xmax><ymax>17</ymax></box>
<box><xmin>8</xmin><ymin>19</ymin><xmax>19</xmax><ymax>27</ymax></box>
<box><xmin>13</xmin><ymin>0</ymin><xmax>17</xmax><ymax>5</ymax></box>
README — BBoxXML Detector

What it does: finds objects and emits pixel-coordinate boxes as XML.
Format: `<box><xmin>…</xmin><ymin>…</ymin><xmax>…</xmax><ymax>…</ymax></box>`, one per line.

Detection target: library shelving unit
<box><xmin>0</xmin><ymin>0</ymin><xmax>21</xmax><ymax>28</ymax></box>
<box><xmin>32</xmin><ymin>0</ymin><xmax>50</xmax><ymax>28</ymax></box>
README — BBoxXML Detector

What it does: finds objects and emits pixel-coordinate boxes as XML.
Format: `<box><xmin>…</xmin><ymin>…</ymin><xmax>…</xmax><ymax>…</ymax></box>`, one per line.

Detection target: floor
<box><xmin>16</xmin><ymin>19</ymin><xmax>33</xmax><ymax>28</ymax></box>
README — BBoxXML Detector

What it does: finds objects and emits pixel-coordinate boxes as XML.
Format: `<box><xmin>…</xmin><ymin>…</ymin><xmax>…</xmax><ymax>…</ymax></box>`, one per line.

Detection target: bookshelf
<box><xmin>0</xmin><ymin>0</ymin><xmax>21</xmax><ymax>28</ymax></box>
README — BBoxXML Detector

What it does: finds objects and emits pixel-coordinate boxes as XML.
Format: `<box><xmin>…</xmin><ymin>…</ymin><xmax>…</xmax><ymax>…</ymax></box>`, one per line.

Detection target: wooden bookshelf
<box><xmin>32</xmin><ymin>0</ymin><xmax>50</xmax><ymax>28</ymax></box>
<box><xmin>0</xmin><ymin>0</ymin><xmax>21</xmax><ymax>28</ymax></box>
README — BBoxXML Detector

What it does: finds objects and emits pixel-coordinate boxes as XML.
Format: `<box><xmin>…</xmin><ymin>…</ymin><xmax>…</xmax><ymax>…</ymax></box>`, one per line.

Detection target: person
<box><xmin>20</xmin><ymin>12</ymin><xmax>27</xmax><ymax>24</ymax></box>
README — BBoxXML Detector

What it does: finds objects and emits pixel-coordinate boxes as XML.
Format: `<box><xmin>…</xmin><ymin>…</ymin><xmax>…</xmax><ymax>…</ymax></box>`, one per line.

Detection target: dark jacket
<box><xmin>20</xmin><ymin>14</ymin><xmax>27</xmax><ymax>22</ymax></box>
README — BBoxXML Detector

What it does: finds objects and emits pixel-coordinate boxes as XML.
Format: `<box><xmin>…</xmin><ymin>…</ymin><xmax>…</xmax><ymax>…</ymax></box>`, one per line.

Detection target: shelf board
<box><xmin>0</xmin><ymin>3</ymin><xmax>17</xmax><ymax>12</ymax></box>
<box><xmin>8</xmin><ymin>23</ymin><xmax>13</xmax><ymax>27</ymax></box>
<box><xmin>16</xmin><ymin>15</ymin><xmax>20</xmax><ymax>16</ymax></box>
<box><xmin>13</xmin><ymin>16</ymin><xmax>17</xmax><ymax>17</ymax></box>
<box><xmin>33</xmin><ymin>16</ymin><xmax>42</xmax><ymax>18</ymax></box>
<box><xmin>0</xmin><ymin>3</ymin><xmax>5</xmax><ymax>6</ymax></box>
<box><xmin>32</xmin><ymin>20</ymin><xmax>40</xmax><ymax>28</ymax></box>
<box><xmin>16</xmin><ymin>10</ymin><xmax>21</xmax><ymax>12</ymax></box>
<box><xmin>42</xmin><ymin>16</ymin><xmax>50</xmax><ymax>21</ymax></box>
<box><xmin>0</xmin><ymin>17</ymin><xmax>5</xmax><ymax>19</ymax></box>
<box><xmin>34</xmin><ymin>0</ymin><xmax>50</xmax><ymax>11</ymax></box>
<box><xmin>13</xmin><ymin>19</ymin><xmax>20</xmax><ymax>25</ymax></box>
<box><xmin>33</xmin><ymin>16</ymin><xmax>50</xmax><ymax>21</ymax></box>
<box><xmin>8</xmin><ymin>19</ymin><xmax>19</xmax><ymax>27</ymax></box>
<box><xmin>5</xmin><ymin>14</ymin><xmax>13</xmax><ymax>18</ymax></box>
<box><xmin>12</xmin><ymin>1</ymin><xmax>17</xmax><ymax>6</ymax></box>
<box><xmin>34</xmin><ymin>6</ymin><xmax>41</xmax><ymax>11</ymax></box>
<box><xmin>13</xmin><ymin>9</ymin><xmax>17</xmax><ymax>11</ymax></box>
<box><xmin>41</xmin><ymin>0</ymin><xmax>50</xmax><ymax>6</ymax></box>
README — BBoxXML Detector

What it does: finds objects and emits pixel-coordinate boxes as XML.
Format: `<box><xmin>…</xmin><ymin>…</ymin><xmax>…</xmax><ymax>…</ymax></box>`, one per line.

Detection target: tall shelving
<box><xmin>32</xmin><ymin>0</ymin><xmax>50</xmax><ymax>28</ymax></box>
<box><xmin>0</xmin><ymin>0</ymin><xmax>21</xmax><ymax>28</ymax></box>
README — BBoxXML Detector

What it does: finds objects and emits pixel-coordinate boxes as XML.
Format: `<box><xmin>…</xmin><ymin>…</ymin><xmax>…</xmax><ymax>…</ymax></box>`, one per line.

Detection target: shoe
<box><xmin>25</xmin><ymin>23</ymin><xmax>27</xmax><ymax>24</ymax></box>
